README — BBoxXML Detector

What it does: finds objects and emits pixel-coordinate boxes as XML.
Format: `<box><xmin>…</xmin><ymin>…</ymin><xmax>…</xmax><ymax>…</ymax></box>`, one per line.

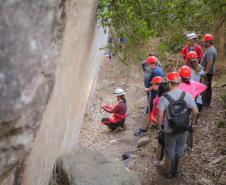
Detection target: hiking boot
<box><xmin>162</xmin><ymin>156</ymin><xmax>174</xmax><ymax>178</ymax></box>
<box><xmin>173</xmin><ymin>156</ymin><xmax>183</xmax><ymax>177</ymax></box>
<box><xmin>114</xmin><ymin>126</ymin><xmax>124</xmax><ymax>133</ymax></box>
<box><xmin>134</xmin><ymin>128</ymin><xmax>148</xmax><ymax>136</ymax></box>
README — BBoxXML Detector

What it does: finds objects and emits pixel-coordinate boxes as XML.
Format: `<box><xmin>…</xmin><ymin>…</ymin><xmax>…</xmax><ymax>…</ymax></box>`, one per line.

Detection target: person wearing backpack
<box><xmin>178</xmin><ymin>66</ymin><xmax>206</xmax><ymax>149</ymax></box>
<box><xmin>157</xmin><ymin>72</ymin><xmax>198</xmax><ymax>178</ymax></box>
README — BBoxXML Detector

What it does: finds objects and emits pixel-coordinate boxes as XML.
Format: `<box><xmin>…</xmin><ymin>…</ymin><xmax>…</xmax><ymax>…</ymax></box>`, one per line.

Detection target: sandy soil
<box><xmin>78</xmin><ymin>57</ymin><xmax>226</xmax><ymax>185</ymax></box>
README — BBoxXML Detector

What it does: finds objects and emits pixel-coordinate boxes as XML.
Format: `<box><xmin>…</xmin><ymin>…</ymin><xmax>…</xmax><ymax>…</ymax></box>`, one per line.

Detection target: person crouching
<box><xmin>100</xmin><ymin>88</ymin><xmax>128</xmax><ymax>131</ymax></box>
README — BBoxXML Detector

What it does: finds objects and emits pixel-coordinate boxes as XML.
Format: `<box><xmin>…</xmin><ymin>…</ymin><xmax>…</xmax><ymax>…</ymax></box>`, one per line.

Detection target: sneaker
<box><xmin>150</xmin><ymin>125</ymin><xmax>158</xmax><ymax>129</ymax></box>
<box><xmin>153</xmin><ymin>159</ymin><xmax>164</xmax><ymax>166</ymax></box>
<box><xmin>134</xmin><ymin>128</ymin><xmax>148</xmax><ymax>136</ymax></box>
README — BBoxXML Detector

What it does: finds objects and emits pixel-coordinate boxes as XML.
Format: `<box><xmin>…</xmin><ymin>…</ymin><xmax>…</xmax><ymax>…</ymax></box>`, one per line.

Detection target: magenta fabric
<box><xmin>179</xmin><ymin>81</ymin><xmax>207</xmax><ymax>99</ymax></box>
<box><xmin>101</xmin><ymin>101</ymin><xmax>127</xmax><ymax>123</ymax></box>
<box><xmin>150</xmin><ymin>96</ymin><xmax>160</xmax><ymax>125</ymax></box>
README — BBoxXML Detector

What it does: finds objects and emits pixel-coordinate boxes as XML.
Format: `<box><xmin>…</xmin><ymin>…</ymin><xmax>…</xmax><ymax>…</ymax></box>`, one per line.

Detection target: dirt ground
<box><xmin>78</xmin><ymin>57</ymin><xmax>226</xmax><ymax>185</ymax></box>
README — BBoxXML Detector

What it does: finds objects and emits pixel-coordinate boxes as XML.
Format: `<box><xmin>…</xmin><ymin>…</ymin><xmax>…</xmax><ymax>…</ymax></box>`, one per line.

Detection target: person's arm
<box><xmin>141</xmin><ymin>61</ymin><xmax>147</xmax><ymax>72</ymax></box>
<box><xmin>187</xmin><ymin>93</ymin><xmax>199</xmax><ymax>125</ymax></box>
<box><xmin>157</xmin><ymin>97</ymin><xmax>166</xmax><ymax>128</ymax></box>
<box><xmin>191</xmin><ymin>106</ymin><xmax>199</xmax><ymax>126</ymax></box>
<box><xmin>205</xmin><ymin>60</ymin><xmax>213</xmax><ymax>74</ymax></box>
<box><xmin>157</xmin><ymin>110</ymin><xmax>164</xmax><ymax>128</ymax></box>
<box><xmin>145</xmin><ymin>85</ymin><xmax>154</xmax><ymax>92</ymax></box>
<box><xmin>205</xmin><ymin>51</ymin><xmax>214</xmax><ymax>74</ymax></box>
<box><xmin>197</xmin><ymin>45</ymin><xmax>203</xmax><ymax>62</ymax></box>
<box><xmin>181</xmin><ymin>46</ymin><xmax>187</xmax><ymax>65</ymax></box>
<box><xmin>101</xmin><ymin>103</ymin><xmax>119</xmax><ymax>113</ymax></box>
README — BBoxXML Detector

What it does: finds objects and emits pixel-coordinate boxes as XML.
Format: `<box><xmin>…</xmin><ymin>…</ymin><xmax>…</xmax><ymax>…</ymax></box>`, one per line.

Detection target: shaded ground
<box><xmin>78</xmin><ymin>57</ymin><xmax>226</xmax><ymax>185</ymax></box>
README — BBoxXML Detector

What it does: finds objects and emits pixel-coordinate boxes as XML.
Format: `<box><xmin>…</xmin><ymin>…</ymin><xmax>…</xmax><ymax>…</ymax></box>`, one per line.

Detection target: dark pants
<box><xmin>146</xmin><ymin>93</ymin><xmax>154</xmax><ymax>114</ymax></box>
<box><xmin>202</xmin><ymin>74</ymin><xmax>213</xmax><ymax>106</ymax></box>
<box><xmin>196</xmin><ymin>103</ymin><xmax>203</xmax><ymax>112</ymax></box>
<box><xmin>101</xmin><ymin>118</ymin><xmax>125</xmax><ymax>130</ymax></box>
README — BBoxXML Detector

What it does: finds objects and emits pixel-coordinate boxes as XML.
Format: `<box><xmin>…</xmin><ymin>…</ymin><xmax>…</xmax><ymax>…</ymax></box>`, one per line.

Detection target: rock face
<box><xmin>22</xmin><ymin>1</ymin><xmax>108</xmax><ymax>185</ymax></box>
<box><xmin>0</xmin><ymin>0</ymin><xmax>65</xmax><ymax>184</ymax></box>
<box><xmin>49</xmin><ymin>148</ymin><xmax>141</xmax><ymax>185</ymax></box>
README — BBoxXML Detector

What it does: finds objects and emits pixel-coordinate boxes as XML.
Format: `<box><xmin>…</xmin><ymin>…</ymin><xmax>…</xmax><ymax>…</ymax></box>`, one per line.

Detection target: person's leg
<box><xmin>163</xmin><ymin>133</ymin><xmax>176</xmax><ymax>178</ymax></box>
<box><xmin>111</xmin><ymin>120</ymin><xmax>125</xmax><ymax>131</ymax></box>
<box><xmin>101</xmin><ymin>118</ymin><xmax>110</xmax><ymax>123</ymax></box>
<box><xmin>203</xmin><ymin>74</ymin><xmax>213</xmax><ymax>106</ymax></box>
<box><xmin>143</xmin><ymin>94</ymin><xmax>152</xmax><ymax>130</ymax></box>
<box><xmin>101</xmin><ymin>118</ymin><xmax>114</xmax><ymax>130</ymax></box>
<box><xmin>208</xmin><ymin>74</ymin><xmax>213</xmax><ymax>105</ymax></box>
<box><xmin>174</xmin><ymin>131</ymin><xmax>188</xmax><ymax>176</ymax></box>
<box><xmin>196</xmin><ymin>103</ymin><xmax>203</xmax><ymax>112</ymax></box>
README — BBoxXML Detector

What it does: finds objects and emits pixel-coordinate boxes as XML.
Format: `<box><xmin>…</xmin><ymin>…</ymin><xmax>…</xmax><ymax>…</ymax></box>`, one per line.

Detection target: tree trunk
<box><xmin>214</xmin><ymin>15</ymin><xmax>226</xmax><ymax>70</ymax></box>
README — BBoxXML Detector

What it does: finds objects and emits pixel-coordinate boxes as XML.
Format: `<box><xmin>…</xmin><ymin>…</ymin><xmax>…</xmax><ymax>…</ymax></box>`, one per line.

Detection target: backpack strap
<box><xmin>179</xmin><ymin>91</ymin><xmax>186</xmax><ymax>101</ymax></box>
<box><xmin>163</xmin><ymin>91</ymin><xmax>186</xmax><ymax>104</ymax></box>
<box><xmin>163</xmin><ymin>93</ymin><xmax>175</xmax><ymax>104</ymax></box>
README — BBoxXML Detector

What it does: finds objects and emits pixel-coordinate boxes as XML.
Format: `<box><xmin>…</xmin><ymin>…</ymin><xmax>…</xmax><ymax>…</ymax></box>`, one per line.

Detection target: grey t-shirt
<box><xmin>158</xmin><ymin>89</ymin><xmax>197</xmax><ymax>133</ymax></box>
<box><xmin>201</xmin><ymin>46</ymin><xmax>217</xmax><ymax>75</ymax></box>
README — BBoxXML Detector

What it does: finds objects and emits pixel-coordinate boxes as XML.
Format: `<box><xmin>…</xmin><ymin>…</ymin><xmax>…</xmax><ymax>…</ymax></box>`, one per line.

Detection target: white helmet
<box><xmin>113</xmin><ymin>88</ymin><xmax>125</xmax><ymax>96</ymax></box>
<box><xmin>186</xmin><ymin>32</ymin><xmax>197</xmax><ymax>40</ymax></box>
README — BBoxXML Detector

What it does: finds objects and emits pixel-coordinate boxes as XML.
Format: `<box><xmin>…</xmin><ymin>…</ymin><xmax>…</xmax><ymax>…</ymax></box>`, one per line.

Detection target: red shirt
<box><xmin>101</xmin><ymin>101</ymin><xmax>127</xmax><ymax>123</ymax></box>
<box><xmin>181</xmin><ymin>44</ymin><xmax>203</xmax><ymax>64</ymax></box>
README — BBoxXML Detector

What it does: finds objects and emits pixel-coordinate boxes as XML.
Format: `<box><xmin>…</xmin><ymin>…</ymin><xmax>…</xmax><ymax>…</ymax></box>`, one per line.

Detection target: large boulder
<box><xmin>49</xmin><ymin>148</ymin><xmax>141</xmax><ymax>185</ymax></box>
<box><xmin>0</xmin><ymin>0</ymin><xmax>65</xmax><ymax>183</ymax></box>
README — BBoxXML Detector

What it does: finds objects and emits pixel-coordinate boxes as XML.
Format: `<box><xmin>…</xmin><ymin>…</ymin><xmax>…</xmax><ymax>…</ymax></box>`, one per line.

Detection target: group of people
<box><xmin>99</xmin><ymin>32</ymin><xmax>217</xmax><ymax>178</ymax></box>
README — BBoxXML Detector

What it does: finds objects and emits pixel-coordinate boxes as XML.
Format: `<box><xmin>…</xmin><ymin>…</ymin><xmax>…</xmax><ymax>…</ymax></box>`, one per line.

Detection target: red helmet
<box><xmin>147</xmin><ymin>56</ymin><xmax>158</xmax><ymax>64</ymax></box>
<box><xmin>179</xmin><ymin>66</ymin><xmax>191</xmax><ymax>78</ymax></box>
<box><xmin>151</xmin><ymin>76</ymin><xmax>163</xmax><ymax>84</ymax></box>
<box><xmin>187</xmin><ymin>51</ymin><xmax>198</xmax><ymax>59</ymax></box>
<box><xmin>167</xmin><ymin>72</ymin><xmax>180</xmax><ymax>83</ymax></box>
<box><xmin>203</xmin><ymin>34</ymin><xmax>214</xmax><ymax>42</ymax></box>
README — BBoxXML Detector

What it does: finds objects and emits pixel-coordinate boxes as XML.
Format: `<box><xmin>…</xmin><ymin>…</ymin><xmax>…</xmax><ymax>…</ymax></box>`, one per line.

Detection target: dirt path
<box><xmin>78</xmin><ymin>58</ymin><xmax>226</xmax><ymax>185</ymax></box>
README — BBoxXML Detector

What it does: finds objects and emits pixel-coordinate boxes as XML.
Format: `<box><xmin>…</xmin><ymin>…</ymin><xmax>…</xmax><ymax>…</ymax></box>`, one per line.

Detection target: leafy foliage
<box><xmin>97</xmin><ymin>0</ymin><xmax>226</xmax><ymax>54</ymax></box>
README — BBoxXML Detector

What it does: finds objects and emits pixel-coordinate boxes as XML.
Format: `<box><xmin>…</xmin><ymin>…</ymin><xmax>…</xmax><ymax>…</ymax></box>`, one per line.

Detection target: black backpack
<box><xmin>164</xmin><ymin>92</ymin><xmax>190</xmax><ymax>133</ymax></box>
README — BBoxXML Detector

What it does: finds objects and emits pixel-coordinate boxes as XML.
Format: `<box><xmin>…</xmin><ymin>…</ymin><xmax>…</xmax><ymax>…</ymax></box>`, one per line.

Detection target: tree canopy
<box><xmin>98</xmin><ymin>0</ymin><xmax>226</xmax><ymax>54</ymax></box>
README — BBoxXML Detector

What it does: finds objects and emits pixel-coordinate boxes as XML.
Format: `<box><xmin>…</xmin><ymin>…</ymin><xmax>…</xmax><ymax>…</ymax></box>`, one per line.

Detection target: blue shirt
<box><xmin>144</xmin><ymin>67</ymin><xmax>165</xmax><ymax>88</ymax></box>
<box><xmin>144</xmin><ymin>67</ymin><xmax>165</xmax><ymax>100</ymax></box>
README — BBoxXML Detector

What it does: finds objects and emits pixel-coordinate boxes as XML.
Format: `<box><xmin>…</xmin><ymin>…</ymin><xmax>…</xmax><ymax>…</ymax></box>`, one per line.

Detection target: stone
<box><xmin>0</xmin><ymin>0</ymin><xmax>66</xmax><ymax>183</ymax></box>
<box><xmin>219</xmin><ymin>170</ymin><xmax>226</xmax><ymax>185</ymax></box>
<box><xmin>136</xmin><ymin>137</ymin><xmax>150</xmax><ymax>148</ymax></box>
<box><xmin>49</xmin><ymin>148</ymin><xmax>141</xmax><ymax>185</ymax></box>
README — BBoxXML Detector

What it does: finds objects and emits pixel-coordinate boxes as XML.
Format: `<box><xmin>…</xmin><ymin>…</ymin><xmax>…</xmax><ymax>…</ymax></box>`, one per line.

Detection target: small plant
<box><xmin>220</xmin><ymin>94</ymin><xmax>226</xmax><ymax>103</ymax></box>
<box><xmin>217</xmin><ymin>120</ymin><xmax>225</xmax><ymax>128</ymax></box>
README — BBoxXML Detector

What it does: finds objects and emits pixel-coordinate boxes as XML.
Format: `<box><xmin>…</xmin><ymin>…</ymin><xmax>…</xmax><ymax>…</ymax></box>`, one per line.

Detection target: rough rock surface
<box><xmin>0</xmin><ymin>0</ymin><xmax>65</xmax><ymax>184</ymax></box>
<box><xmin>49</xmin><ymin>148</ymin><xmax>141</xmax><ymax>185</ymax></box>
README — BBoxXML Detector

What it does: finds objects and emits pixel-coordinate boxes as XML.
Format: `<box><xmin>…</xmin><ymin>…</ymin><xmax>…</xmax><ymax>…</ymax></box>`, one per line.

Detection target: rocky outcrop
<box><xmin>0</xmin><ymin>0</ymin><xmax>108</xmax><ymax>184</ymax></box>
<box><xmin>0</xmin><ymin>0</ymin><xmax>66</xmax><ymax>184</ymax></box>
<box><xmin>49</xmin><ymin>148</ymin><xmax>141</xmax><ymax>185</ymax></box>
<box><xmin>22</xmin><ymin>1</ymin><xmax>108</xmax><ymax>185</ymax></box>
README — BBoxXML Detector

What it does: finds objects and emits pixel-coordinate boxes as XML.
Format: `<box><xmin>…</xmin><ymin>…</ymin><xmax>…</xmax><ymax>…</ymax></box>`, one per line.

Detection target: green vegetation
<box><xmin>98</xmin><ymin>0</ymin><xmax>226</xmax><ymax>55</ymax></box>
<box><xmin>217</xmin><ymin>120</ymin><xmax>225</xmax><ymax>128</ymax></box>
